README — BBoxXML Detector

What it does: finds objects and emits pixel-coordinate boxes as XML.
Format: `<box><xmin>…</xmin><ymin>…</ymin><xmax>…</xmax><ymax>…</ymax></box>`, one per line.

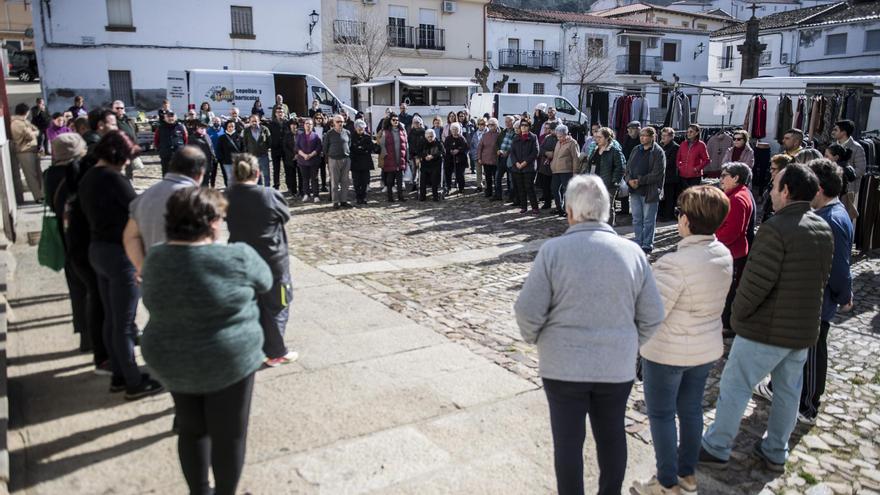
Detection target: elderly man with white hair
<box><xmin>515</xmin><ymin>174</ymin><xmax>664</xmax><ymax>495</ymax></box>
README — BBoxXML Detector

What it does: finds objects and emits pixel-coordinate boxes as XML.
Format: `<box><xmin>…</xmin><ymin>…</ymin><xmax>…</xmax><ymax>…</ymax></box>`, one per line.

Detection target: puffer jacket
<box><xmin>676</xmin><ymin>139</ymin><xmax>710</xmax><ymax>179</ymax></box>
<box><xmin>476</xmin><ymin>129</ymin><xmax>499</xmax><ymax>165</ymax></box>
<box><xmin>640</xmin><ymin>235</ymin><xmax>732</xmax><ymax>366</ymax></box>
<box><xmin>551</xmin><ymin>138</ymin><xmax>580</xmax><ymax>174</ymax></box>
<box><xmin>732</xmin><ymin>201</ymin><xmax>834</xmax><ymax>349</ymax></box>
<box><xmin>721</xmin><ymin>144</ymin><xmax>755</xmax><ymax>169</ymax></box>
<box><xmin>583</xmin><ymin>141</ymin><xmax>625</xmax><ymax>192</ymax></box>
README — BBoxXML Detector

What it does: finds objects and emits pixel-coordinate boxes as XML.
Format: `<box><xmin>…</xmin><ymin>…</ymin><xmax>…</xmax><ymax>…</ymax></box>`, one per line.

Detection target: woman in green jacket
<box><xmin>582</xmin><ymin>127</ymin><xmax>625</xmax><ymax>226</ymax></box>
<box><xmin>140</xmin><ymin>187</ymin><xmax>272</xmax><ymax>495</ymax></box>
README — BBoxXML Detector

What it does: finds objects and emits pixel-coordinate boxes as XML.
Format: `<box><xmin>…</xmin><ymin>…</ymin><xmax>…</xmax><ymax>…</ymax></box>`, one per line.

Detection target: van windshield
<box><xmin>312</xmin><ymin>87</ymin><xmax>335</xmax><ymax>106</ymax></box>
<box><xmin>554</xmin><ymin>97</ymin><xmax>576</xmax><ymax>115</ymax></box>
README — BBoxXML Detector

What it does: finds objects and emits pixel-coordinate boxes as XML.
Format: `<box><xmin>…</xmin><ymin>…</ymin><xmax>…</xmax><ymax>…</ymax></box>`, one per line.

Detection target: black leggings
<box><xmin>543</xmin><ymin>378</ymin><xmax>633</xmax><ymax>495</ymax></box>
<box><xmin>171</xmin><ymin>373</ymin><xmax>255</xmax><ymax>495</ymax></box>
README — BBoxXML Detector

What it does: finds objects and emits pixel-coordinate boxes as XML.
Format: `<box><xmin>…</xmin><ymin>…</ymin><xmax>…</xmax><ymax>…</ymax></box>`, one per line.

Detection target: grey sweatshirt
<box><xmin>322</xmin><ymin>128</ymin><xmax>351</xmax><ymax>159</ymax></box>
<box><xmin>514</xmin><ymin>222</ymin><xmax>664</xmax><ymax>383</ymax></box>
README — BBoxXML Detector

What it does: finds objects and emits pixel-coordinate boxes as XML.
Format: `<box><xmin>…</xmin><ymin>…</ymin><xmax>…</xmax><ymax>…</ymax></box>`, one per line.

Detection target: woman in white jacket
<box><xmin>632</xmin><ymin>185</ymin><xmax>734</xmax><ymax>495</ymax></box>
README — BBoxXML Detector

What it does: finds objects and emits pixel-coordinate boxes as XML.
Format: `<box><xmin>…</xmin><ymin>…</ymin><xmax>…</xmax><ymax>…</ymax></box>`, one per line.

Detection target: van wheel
<box><xmin>18</xmin><ymin>71</ymin><xmax>32</xmax><ymax>82</ymax></box>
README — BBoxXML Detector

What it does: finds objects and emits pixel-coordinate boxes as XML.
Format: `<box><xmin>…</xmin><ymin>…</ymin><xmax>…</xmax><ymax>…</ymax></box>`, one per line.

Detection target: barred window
<box><xmin>108</xmin><ymin>70</ymin><xmax>133</xmax><ymax>106</ymax></box>
<box><xmin>533</xmin><ymin>83</ymin><xmax>544</xmax><ymax>95</ymax></box>
<box><xmin>231</xmin><ymin>6</ymin><xmax>254</xmax><ymax>38</ymax></box>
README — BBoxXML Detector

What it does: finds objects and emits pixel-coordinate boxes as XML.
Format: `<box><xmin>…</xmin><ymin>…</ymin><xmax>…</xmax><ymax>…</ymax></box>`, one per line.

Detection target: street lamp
<box><xmin>308</xmin><ymin>10</ymin><xmax>320</xmax><ymax>36</ymax></box>
<box><xmin>694</xmin><ymin>42</ymin><xmax>705</xmax><ymax>60</ymax></box>
<box><xmin>568</xmin><ymin>32</ymin><xmax>579</xmax><ymax>52</ymax></box>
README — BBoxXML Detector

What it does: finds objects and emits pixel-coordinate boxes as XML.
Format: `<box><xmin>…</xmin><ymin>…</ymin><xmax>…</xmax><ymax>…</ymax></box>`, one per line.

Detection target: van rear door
<box><xmin>167</xmin><ymin>70</ymin><xmax>188</xmax><ymax>115</ymax></box>
<box><xmin>274</xmin><ymin>74</ymin><xmax>307</xmax><ymax>116</ymax></box>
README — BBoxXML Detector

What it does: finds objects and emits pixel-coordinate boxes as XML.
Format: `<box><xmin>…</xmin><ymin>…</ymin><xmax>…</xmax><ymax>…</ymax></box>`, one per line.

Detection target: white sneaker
<box><xmin>313</xmin><ymin>196</ymin><xmax>320</xmax><ymax>203</ymax></box>
<box><xmin>753</xmin><ymin>381</ymin><xmax>773</xmax><ymax>401</ymax></box>
<box><xmin>631</xmin><ymin>476</ymin><xmax>681</xmax><ymax>494</ymax></box>
<box><xmin>798</xmin><ymin>412</ymin><xmax>817</xmax><ymax>425</ymax></box>
<box><xmin>301</xmin><ymin>194</ymin><xmax>309</xmax><ymax>202</ymax></box>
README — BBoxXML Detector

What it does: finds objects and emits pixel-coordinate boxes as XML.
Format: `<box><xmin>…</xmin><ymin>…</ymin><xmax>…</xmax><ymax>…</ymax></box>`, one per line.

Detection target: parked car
<box><xmin>8</xmin><ymin>50</ymin><xmax>38</xmax><ymax>82</ymax></box>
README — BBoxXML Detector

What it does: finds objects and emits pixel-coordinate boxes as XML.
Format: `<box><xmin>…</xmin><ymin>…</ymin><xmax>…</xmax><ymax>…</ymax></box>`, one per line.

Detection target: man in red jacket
<box><xmin>677</xmin><ymin>124</ymin><xmax>710</xmax><ymax>188</ymax></box>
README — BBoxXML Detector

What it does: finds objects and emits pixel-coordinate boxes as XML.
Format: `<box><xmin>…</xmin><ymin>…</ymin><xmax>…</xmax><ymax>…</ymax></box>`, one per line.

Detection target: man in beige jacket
<box><xmin>11</xmin><ymin>103</ymin><xmax>43</xmax><ymax>202</ymax></box>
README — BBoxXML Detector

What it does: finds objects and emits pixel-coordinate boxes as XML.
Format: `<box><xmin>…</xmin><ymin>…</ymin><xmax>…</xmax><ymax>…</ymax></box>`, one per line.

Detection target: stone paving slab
<box><xmin>6</xmin><ymin>201</ymin><xmax>653</xmax><ymax>495</ymax></box>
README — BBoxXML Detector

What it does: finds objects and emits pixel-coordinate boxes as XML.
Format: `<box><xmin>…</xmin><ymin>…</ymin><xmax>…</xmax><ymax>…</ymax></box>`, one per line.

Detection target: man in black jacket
<box><xmin>267</xmin><ymin>107</ymin><xmax>288</xmax><ymax>189</ymax></box>
<box><xmin>30</xmin><ymin>97</ymin><xmax>51</xmax><ymax>154</ymax></box>
<box><xmin>510</xmin><ymin>120</ymin><xmax>539</xmax><ymax>214</ymax></box>
<box><xmin>625</xmin><ymin>127</ymin><xmax>665</xmax><ymax>253</ymax></box>
<box><xmin>154</xmin><ymin>112</ymin><xmax>188</xmax><ymax>176</ymax></box>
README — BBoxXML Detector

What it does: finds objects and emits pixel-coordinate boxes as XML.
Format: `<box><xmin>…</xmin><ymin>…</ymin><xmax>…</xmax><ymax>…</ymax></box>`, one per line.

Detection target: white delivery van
<box><xmin>167</xmin><ymin>69</ymin><xmax>356</xmax><ymax>118</ymax></box>
<box><xmin>469</xmin><ymin>93</ymin><xmax>588</xmax><ymax>124</ymax></box>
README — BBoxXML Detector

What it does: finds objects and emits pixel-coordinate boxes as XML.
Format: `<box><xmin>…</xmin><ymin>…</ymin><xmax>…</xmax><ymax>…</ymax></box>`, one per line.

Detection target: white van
<box><xmin>167</xmin><ymin>69</ymin><xmax>356</xmax><ymax>118</ymax></box>
<box><xmin>469</xmin><ymin>93</ymin><xmax>588</xmax><ymax>124</ymax></box>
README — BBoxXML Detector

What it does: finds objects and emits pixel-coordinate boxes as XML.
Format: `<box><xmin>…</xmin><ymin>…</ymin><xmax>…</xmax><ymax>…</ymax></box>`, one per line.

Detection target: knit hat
<box><xmin>51</xmin><ymin>133</ymin><xmax>87</xmax><ymax>165</ymax></box>
<box><xmin>627</xmin><ymin>121</ymin><xmax>641</xmax><ymax>129</ymax></box>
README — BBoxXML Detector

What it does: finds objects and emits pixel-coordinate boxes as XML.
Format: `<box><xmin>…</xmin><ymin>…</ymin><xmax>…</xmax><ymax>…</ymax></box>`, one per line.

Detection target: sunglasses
<box><xmin>391</xmin><ymin>119</ymin><xmax>399</xmax><ymax>122</ymax></box>
<box><xmin>674</xmin><ymin>206</ymin><xmax>684</xmax><ymax>218</ymax></box>
<box><xmin>733</xmin><ymin>137</ymin><xmax>745</xmax><ymax>141</ymax></box>
<box><xmin>114</xmin><ymin>107</ymin><xmax>124</xmax><ymax>110</ymax></box>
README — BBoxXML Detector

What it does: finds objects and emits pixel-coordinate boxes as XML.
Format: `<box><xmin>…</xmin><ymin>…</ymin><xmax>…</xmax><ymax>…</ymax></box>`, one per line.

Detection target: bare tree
<box><xmin>566</xmin><ymin>39</ymin><xmax>612</xmax><ymax>113</ymax></box>
<box><xmin>329</xmin><ymin>9</ymin><xmax>394</xmax><ymax>85</ymax></box>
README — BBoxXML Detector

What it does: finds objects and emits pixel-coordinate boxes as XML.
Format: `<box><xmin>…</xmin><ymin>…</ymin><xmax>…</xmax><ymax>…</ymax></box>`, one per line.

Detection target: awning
<box><xmin>617</xmin><ymin>30</ymin><xmax>664</xmax><ymax>38</ymax></box>
<box><xmin>352</xmin><ymin>80</ymin><xmax>390</xmax><ymax>88</ymax></box>
<box><xmin>399</xmin><ymin>78</ymin><xmax>479</xmax><ymax>88</ymax></box>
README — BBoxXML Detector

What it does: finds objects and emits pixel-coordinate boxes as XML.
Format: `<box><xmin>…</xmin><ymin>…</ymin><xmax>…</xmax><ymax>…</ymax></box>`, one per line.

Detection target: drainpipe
<box><xmin>483</xmin><ymin>3</ymin><xmax>487</xmax><ymax>68</ymax></box>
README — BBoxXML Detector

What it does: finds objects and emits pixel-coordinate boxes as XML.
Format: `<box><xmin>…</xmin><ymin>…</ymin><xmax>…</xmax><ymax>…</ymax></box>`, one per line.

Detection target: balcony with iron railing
<box><xmin>333</xmin><ymin>19</ymin><xmax>366</xmax><ymax>44</ymax></box>
<box><xmin>387</xmin><ymin>25</ymin><xmax>445</xmax><ymax>50</ymax></box>
<box><xmin>497</xmin><ymin>49</ymin><xmax>561</xmax><ymax>71</ymax></box>
<box><xmin>615</xmin><ymin>55</ymin><xmax>663</xmax><ymax>75</ymax></box>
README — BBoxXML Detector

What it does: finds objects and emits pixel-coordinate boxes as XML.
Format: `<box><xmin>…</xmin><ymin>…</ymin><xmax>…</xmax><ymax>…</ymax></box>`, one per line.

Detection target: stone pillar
<box><xmin>737</xmin><ymin>5</ymin><xmax>766</xmax><ymax>82</ymax></box>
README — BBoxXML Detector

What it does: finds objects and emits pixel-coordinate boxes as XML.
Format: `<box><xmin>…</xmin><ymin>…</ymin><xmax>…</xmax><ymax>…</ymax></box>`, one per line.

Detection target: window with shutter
<box><xmin>867</xmin><ymin>29</ymin><xmax>880</xmax><ymax>51</ymax></box>
<box><xmin>108</xmin><ymin>70</ymin><xmax>134</xmax><ymax>106</ymax></box>
<box><xmin>106</xmin><ymin>0</ymin><xmax>133</xmax><ymax>29</ymax></box>
<box><xmin>825</xmin><ymin>33</ymin><xmax>847</xmax><ymax>55</ymax></box>
<box><xmin>230</xmin><ymin>6</ymin><xmax>255</xmax><ymax>39</ymax></box>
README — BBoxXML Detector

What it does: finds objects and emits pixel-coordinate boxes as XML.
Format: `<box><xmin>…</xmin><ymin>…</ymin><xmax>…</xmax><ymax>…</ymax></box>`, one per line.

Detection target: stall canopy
<box><xmin>353</xmin><ymin>77</ymin><xmax>479</xmax><ymax>88</ymax></box>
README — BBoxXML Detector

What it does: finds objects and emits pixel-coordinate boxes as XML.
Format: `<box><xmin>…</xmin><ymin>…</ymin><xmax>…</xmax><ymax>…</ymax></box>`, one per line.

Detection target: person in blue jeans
<box><xmin>700</xmin><ymin>164</ymin><xmax>834</xmax><ymax>473</ymax></box>
<box><xmin>632</xmin><ymin>185</ymin><xmax>734</xmax><ymax>495</ymax></box>
<box><xmin>625</xmin><ymin>127</ymin><xmax>666</xmax><ymax>254</ymax></box>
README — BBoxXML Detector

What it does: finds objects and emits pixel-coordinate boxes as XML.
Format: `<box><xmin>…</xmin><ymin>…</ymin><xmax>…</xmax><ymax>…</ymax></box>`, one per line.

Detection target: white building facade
<box><xmin>32</xmin><ymin>0</ymin><xmax>322</xmax><ymax>113</ymax></box>
<box><xmin>486</xmin><ymin>5</ymin><xmax>713</xmax><ymax>124</ymax></box>
<box><xmin>321</xmin><ymin>0</ymin><xmax>489</xmax><ymax>108</ymax></box>
<box><xmin>670</xmin><ymin>0</ymin><xmax>839</xmax><ymax>21</ymax></box>
<box><xmin>709</xmin><ymin>1</ymin><xmax>880</xmax><ymax>84</ymax></box>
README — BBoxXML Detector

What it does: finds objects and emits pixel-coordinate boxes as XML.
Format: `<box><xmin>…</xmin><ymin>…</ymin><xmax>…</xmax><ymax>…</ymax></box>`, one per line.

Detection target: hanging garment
<box><xmin>808</xmin><ymin>96</ymin><xmax>825</xmax><ymax>140</ymax></box>
<box><xmin>776</xmin><ymin>96</ymin><xmax>794</xmax><ymax>144</ymax></box>
<box><xmin>793</xmin><ymin>96</ymin><xmax>806</xmax><ymax>130</ymax></box>
<box><xmin>590</xmin><ymin>92</ymin><xmax>610</xmax><ymax>126</ymax></box>
<box><xmin>743</xmin><ymin>97</ymin><xmax>755</xmax><ymax>135</ymax></box>
<box><xmin>752</xmin><ymin>96</ymin><xmax>767</xmax><ymax>139</ymax></box>
<box><xmin>713</xmin><ymin>95</ymin><xmax>729</xmax><ymax>117</ymax></box>
<box><xmin>706</xmin><ymin>131</ymin><xmax>733</xmax><ymax>176</ymax></box>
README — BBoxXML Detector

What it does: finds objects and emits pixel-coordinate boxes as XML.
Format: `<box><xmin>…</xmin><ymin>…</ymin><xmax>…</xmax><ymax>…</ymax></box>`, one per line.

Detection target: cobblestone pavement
<box><xmin>134</xmin><ymin>157</ymin><xmax>880</xmax><ymax>494</ymax></box>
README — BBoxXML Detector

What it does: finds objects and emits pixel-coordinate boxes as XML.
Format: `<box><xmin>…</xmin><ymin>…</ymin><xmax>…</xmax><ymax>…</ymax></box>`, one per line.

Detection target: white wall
<box><xmin>33</xmin><ymin>0</ymin><xmax>322</xmax><ymax>112</ymax></box>
<box><xmin>709</xmin><ymin>19</ymin><xmax>880</xmax><ymax>84</ymax></box>
<box><xmin>486</xmin><ymin>18</ymin><xmax>562</xmax><ymax>96</ymax></box>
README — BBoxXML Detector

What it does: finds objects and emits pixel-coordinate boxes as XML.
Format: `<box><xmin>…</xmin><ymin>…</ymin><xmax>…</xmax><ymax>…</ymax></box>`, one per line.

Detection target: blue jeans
<box><xmin>643</xmin><ymin>359</ymin><xmax>714</xmax><ymax>488</ymax></box>
<box><xmin>551</xmin><ymin>173</ymin><xmax>573</xmax><ymax>212</ymax></box>
<box><xmin>257</xmin><ymin>155</ymin><xmax>271</xmax><ymax>187</ymax></box>
<box><xmin>89</xmin><ymin>241</ymin><xmax>142</xmax><ymax>388</ymax></box>
<box><xmin>702</xmin><ymin>336</ymin><xmax>808</xmax><ymax>465</ymax></box>
<box><xmin>630</xmin><ymin>193</ymin><xmax>659</xmax><ymax>250</ymax></box>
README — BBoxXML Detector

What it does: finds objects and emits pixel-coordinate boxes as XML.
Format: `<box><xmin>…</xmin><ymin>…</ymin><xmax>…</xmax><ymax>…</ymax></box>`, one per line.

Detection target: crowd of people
<box><xmin>25</xmin><ymin>92</ymin><xmax>864</xmax><ymax>494</ymax></box>
<box><xmin>515</xmin><ymin>150</ymin><xmax>854</xmax><ymax>494</ymax></box>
